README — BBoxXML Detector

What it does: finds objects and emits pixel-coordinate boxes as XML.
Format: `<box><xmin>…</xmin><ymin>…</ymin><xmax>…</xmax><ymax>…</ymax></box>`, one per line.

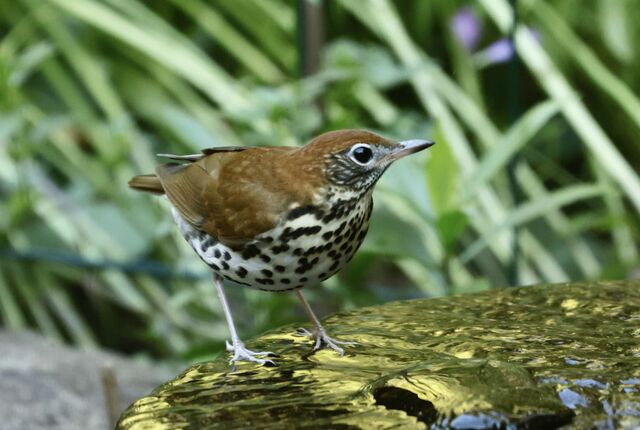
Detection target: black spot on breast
<box><xmin>241</xmin><ymin>244</ymin><xmax>260</xmax><ymax>260</ymax></box>
<box><xmin>304</xmin><ymin>246</ymin><xmax>325</xmax><ymax>256</ymax></box>
<box><xmin>323</xmin><ymin>212</ymin><xmax>337</xmax><ymax>223</ymax></box>
<box><xmin>287</xmin><ymin>205</ymin><xmax>317</xmax><ymax>220</ymax></box>
<box><xmin>259</xmin><ymin>254</ymin><xmax>271</xmax><ymax>263</ymax></box>
<box><xmin>223</xmin><ymin>251</ymin><xmax>231</xmax><ymax>261</ymax></box>
<box><xmin>236</xmin><ymin>267</ymin><xmax>248</xmax><ymax>278</ymax></box>
<box><xmin>213</xmin><ymin>249</ymin><xmax>221</xmax><ymax>259</ymax></box>
<box><xmin>307</xmin><ymin>225</ymin><xmax>321</xmax><ymax>235</ymax></box>
<box><xmin>293</xmin><ymin>248</ymin><xmax>303</xmax><ymax>256</ymax></box>
<box><xmin>284</xmin><ymin>225</ymin><xmax>322</xmax><ymax>241</ymax></box>
<box><xmin>275</xmin><ymin>265</ymin><xmax>285</xmax><ymax>273</ymax></box>
<box><xmin>281</xmin><ymin>278</ymin><xmax>290</xmax><ymax>284</ymax></box>
<box><xmin>256</xmin><ymin>278</ymin><xmax>275</xmax><ymax>285</ymax></box>
<box><xmin>271</xmin><ymin>244</ymin><xmax>290</xmax><ymax>254</ymax></box>
<box><xmin>300</xmin><ymin>277</ymin><xmax>308</xmax><ymax>283</ymax></box>
<box><xmin>348</xmin><ymin>228</ymin><xmax>358</xmax><ymax>241</ymax></box>
<box><xmin>322</xmin><ymin>231</ymin><xmax>333</xmax><ymax>240</ymax></box>
<box><xmin>330</xmin><ymin>260</ymin><xmax>340</xmax><ymax>271</ymax></box>
<box><xmin>295</xmin><ymin>256</ymin><xmax>319</xmax><ymax>275</ymax></box>
<box><xmin>210</xmin><ymin>263</ymin><xmax>220</xmax><ymax>271</ymax></box>
<box><xmin>318</xmin><ymin>272</ymin><xmax>326</xmax><ymax>279</ymax></box>
<box><xmin>261</xmin><ymin>269</ymin><xmax>273</xmax><ymax>278</ymax></box>
<box><xmin>221</xmin><ymin>261</ymin><xmax>230</xmax><ymax>270</ymax></box>
<box><xmin>202</xmin><ymin>236</ymin><xmax>216</xmax><ymax>249</ymax></box>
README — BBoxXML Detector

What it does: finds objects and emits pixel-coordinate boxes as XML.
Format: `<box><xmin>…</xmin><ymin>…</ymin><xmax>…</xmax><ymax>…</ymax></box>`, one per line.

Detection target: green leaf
<box><xmin>436</xmin><ymin>210</ymin><xmax>469</xmax><ymax>255</ymax></box>
<box><xmin>426</xmin><ymin>125</ymin><xmax>459</xmax><ymax>215</ymax></box>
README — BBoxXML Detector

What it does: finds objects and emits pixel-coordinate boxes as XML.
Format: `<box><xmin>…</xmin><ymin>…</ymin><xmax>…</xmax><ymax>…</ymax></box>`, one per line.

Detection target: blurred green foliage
<box><xmin>0</xmin><ymin>0</ymin><xmax>638</xmax><ymax>361</ymax></box>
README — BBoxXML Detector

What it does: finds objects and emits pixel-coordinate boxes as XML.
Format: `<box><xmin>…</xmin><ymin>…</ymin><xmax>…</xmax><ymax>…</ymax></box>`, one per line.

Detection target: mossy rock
<box><xmin>118</xmin><ymin>281</ymin><xmax>640</xmax><ymax>429</ymax></box>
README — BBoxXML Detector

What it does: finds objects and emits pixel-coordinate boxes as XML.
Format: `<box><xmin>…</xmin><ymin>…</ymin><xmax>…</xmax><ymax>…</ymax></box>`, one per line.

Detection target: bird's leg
<box><xmin>294</xmin><ymin>289</ymin><xmax>357</xmax><ymax>356</ymax></box>
<box><xmin>213</xmin><ymin>274</ymin><xmax>274</xmax><ymax>366</ymax></box>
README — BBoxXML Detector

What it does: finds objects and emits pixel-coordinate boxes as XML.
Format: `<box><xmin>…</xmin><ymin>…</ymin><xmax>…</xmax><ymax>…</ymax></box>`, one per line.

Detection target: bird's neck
<box><xmin>323</xmin><ymin>186</ymin><xmax>373</xmax><ymax>211</ymax></box>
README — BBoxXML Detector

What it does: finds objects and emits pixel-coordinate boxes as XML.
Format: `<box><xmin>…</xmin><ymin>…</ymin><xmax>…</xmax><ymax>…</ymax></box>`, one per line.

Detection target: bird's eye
<box><xmin>349</xmin><ymin>144</ymin><xmax>374</xmax><ymax>165</ymax></box>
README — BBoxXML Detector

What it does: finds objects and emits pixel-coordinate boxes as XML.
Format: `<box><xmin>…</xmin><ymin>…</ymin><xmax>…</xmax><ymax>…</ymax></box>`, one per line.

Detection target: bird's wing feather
<box><xmin>156</xmin><ymin>147</ymin><xmax>323</xmax><ymax>250</ymax></box>
<box><xmin>157</xmin><ymin>146</ymin><xmax>250</xmax><ymax>162</ymax></box>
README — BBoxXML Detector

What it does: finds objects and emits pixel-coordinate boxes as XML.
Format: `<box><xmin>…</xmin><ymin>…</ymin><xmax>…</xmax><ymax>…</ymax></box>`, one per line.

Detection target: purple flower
<box><xmin>450</xmin><ymin>7</ymin><xmax>482</xmax><ymax>51</ymax></box>
<box><xmin>474</xmin><ymin>29</ymin><xmax>540</xmax><ymax>67</ymax></box>
<box><xmin>481</xmin><ymin>38</ymin><xmax>514</xmax><ymax>64</ymax></box>
<box><xmin>451</xmin><ymin>5</ymin><xmax>542</xmax><ymax>68</ymax></box>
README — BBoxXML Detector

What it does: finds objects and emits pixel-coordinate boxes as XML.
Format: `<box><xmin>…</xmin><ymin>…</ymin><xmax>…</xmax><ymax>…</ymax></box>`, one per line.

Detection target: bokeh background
<box><xmin>1</xmin><ymin>0</ymin><xmax>639</xmax><ymax>363</ymax></box>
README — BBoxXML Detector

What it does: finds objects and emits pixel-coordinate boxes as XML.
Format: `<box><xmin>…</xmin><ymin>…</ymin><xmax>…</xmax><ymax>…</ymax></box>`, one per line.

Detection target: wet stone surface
<box><xmin>118</xmin><ymin>281</ymin><xmax>640</xmax><ymax>429</ymax></box>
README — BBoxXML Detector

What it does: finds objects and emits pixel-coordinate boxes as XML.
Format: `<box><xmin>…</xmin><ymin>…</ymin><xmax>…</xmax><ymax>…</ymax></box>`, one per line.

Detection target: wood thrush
<box><xmin>129</xmin><ymin>129</ymin><xmax>434</xmax><ymax>365</ymax></box>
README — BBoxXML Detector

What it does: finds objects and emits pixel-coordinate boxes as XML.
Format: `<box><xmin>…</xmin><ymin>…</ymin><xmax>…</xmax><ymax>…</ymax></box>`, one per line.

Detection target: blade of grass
<box><xmin>515</xmin><ymin>164</ymin><xmax>602</xmax><ymax>278</ymax></box>
<box><xmin>591</xmin><ymin>160</ymin><xmax>639</xmax><ymax>265</ymax></box>
<box><xmin>461</xmin><ymin>184</ymin><xmax>606</xmax><ymax>262</ymax></box>
<box><xmin>215</xmin><ymin>0</ymin><xmax>295</xmax><ymax>72</ymax></box>
<box><xmin>396</xmin><ymin>258</ymin><xmax>447</xmax><ymax>297</ymax></box>
<box><xmin>462</xmin><ymin>100</ymin><xmax>559</xmax><ymax>201</ymax></box>
<box><xmin>416</xmin><ymin>51</ymin><xmax>597</xmax><ymax>279</ymax></box>
<box><xmin>518</xmin><ymin>231</ymin><xmax>569</xmax><ymax>282</ymax></box>
<box><xmin>45</xmin><ymin>282</ymin><xmax>97</xmax><ymax>348</ymax></box>
<box><xmin>7</xmin><ymin>264</ymin><xmax>63</xmax><ymax>340</ymax></box>
<box><xmin>47</xmin><ymin>0</ymin><xmax>251</xmax><ymax>115</ymax></box>
<box><xmin>0</xmin><ymin>268</ymin><xmax>27</xmax><ymax>328</ymax></box>
<box><xmin>480</xmin><ymin>0</ymin><xmax>640</xmax><ymax>214</ymax></box>
<box><xmin>530</xmin><ymin>1</ymin><xmax>640</xmax><ymax>137</ymax></box>
<box><xmin>171</xmin><ymin>0</ymin><xmax>284</xmax><ymax>83</ymax></box>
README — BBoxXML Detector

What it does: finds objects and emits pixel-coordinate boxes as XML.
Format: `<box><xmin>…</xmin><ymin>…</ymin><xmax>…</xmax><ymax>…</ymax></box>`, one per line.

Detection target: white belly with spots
<box><xmin>171</xmin><ymin>193</ymin><xmax>372</xmax><ymax>291</ymax></box>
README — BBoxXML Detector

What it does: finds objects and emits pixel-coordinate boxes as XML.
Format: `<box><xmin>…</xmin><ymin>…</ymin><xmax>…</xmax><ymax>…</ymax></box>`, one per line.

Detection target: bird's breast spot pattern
<box><xmin>171</xmin><ymin>193</ymin><xmax>372</xmax><ymax>292</ymax></box>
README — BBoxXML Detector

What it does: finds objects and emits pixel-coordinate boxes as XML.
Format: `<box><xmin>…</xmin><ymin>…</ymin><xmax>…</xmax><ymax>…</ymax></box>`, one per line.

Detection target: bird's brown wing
<box><xmin>156</xmin><ymin>147</ymin><xmax>323</xmax><ymax>250</ymax></box>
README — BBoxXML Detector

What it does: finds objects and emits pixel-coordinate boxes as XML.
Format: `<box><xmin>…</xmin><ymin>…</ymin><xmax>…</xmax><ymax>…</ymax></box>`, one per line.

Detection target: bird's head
<box><xmin>300</xmin><ymin>129</ymin><xmax>434</xmax><ymax>192</ymax></box>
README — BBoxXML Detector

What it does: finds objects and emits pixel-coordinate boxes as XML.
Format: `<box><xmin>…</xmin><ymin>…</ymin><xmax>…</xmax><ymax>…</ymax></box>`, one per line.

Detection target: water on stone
<box><xmin>118</xmin><ymin>281</ymin><xmax>640</xmax><ymax>429</ymax></box>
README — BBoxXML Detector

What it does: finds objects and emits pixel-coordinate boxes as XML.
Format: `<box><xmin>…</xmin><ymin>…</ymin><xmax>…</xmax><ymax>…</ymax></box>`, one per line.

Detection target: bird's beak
<box><xmin>385</xmin><ymin>139</ymin><xmax>435</xmax><ymax>163</ymax></box>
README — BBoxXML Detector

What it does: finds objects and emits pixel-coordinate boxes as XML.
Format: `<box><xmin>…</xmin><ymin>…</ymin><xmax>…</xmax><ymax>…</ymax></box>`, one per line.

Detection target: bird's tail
<box><xmin>128</xmin><ymin>174</ymin><xmax>165</xmax><ymax>195</ymax></box>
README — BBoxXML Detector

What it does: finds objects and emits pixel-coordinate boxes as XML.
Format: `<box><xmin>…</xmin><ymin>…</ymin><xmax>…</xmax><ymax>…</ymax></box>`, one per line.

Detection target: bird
<box><xmin>129</xmin><ymin>129</ymin><xmax>434</xmax><ymax>365</ymax></box>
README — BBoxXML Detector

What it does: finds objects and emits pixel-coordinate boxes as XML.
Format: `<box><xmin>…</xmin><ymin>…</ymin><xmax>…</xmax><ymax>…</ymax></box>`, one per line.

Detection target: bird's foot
<box><xmin>225</xmin><ymin>340</ymin><xmax>275</xmax><ymax>366</ymax></box>
<box><xmin>296</xmin><ymin>327</ymin><xmax>357</xmax><ymax>356</ymax></box>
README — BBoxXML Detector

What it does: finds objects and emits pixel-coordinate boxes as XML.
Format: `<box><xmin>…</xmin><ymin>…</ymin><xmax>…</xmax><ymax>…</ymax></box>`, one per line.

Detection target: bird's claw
<box><xmin>225</xmin><ymin>340</ymin><xmax>275</xmax><ymax>366</ymax></box>
<box><xmin>296</xmin><ymin>327</ymin><xmax>357</xmax><ymax>356</ymax></box>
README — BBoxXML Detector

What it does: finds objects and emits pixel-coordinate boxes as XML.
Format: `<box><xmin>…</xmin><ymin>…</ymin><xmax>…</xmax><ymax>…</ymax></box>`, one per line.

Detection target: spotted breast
<box><xmin>174</xmin><ymin>188</ymin><xmax>373</xmax><ymax>291</ymax></box>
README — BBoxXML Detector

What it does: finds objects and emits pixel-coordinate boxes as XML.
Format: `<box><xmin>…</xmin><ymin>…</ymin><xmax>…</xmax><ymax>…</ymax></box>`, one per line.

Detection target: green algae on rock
<box><xmin>118</xmin><ymin>281</ymin><xmax>640</xmax><ymax>429</ymax></box>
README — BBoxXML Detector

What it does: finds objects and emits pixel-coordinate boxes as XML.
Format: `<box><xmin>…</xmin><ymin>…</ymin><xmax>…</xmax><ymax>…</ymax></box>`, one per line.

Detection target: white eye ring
<box><xmin>348</xmin><ymin>144</ymin><xmax>375</xmax><ymax>166</ymax></box>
